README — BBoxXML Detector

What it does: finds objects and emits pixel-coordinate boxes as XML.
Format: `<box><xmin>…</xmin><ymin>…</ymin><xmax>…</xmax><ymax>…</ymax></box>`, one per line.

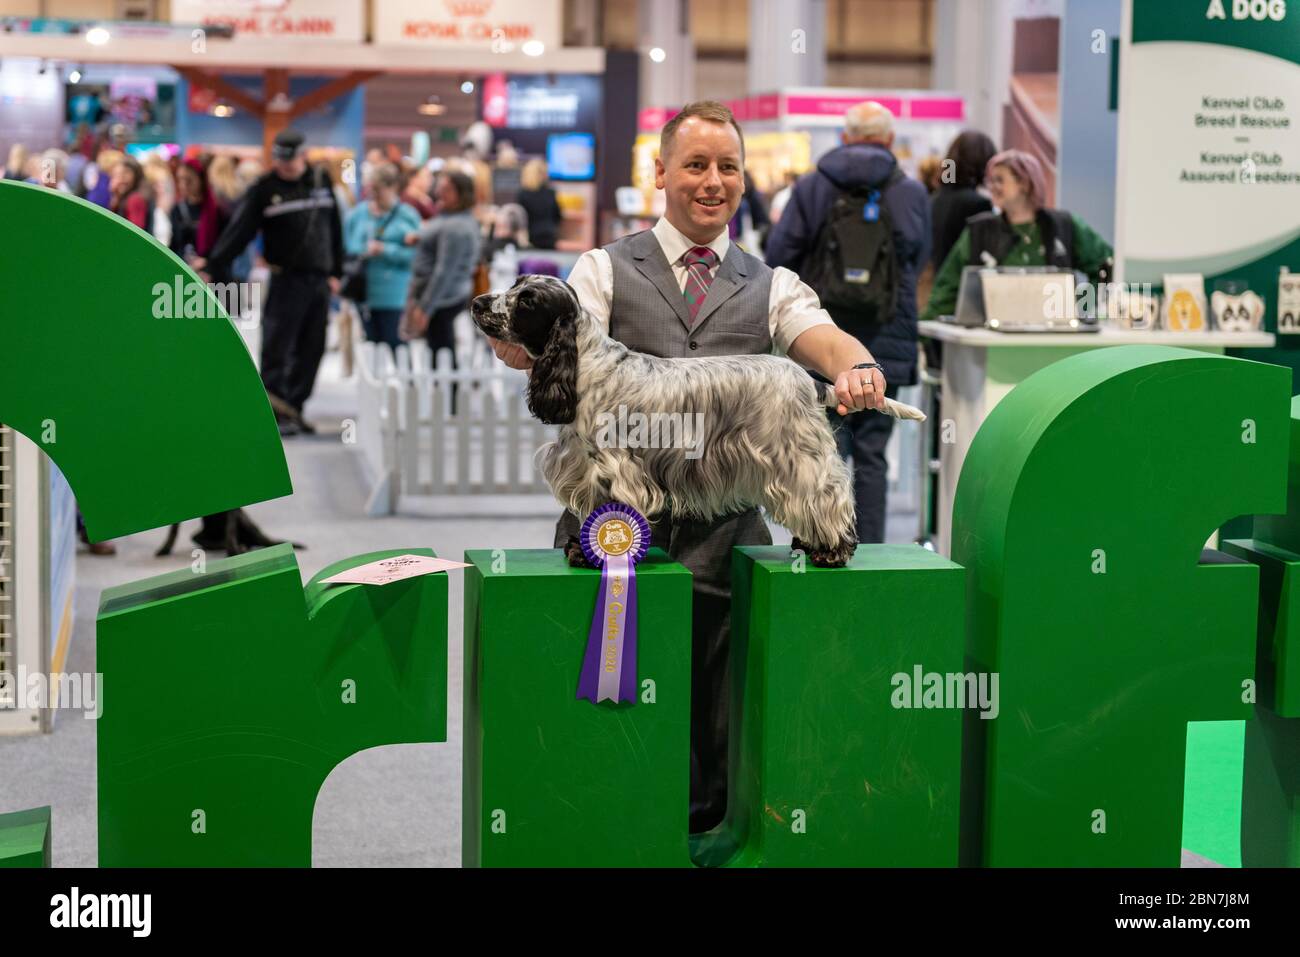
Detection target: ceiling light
<box><xmin>649</xmin><ymin>47</ymin><xmax>666</xmax><ymax>63</ymax></box>
<box><xmin>521</xmin><ymin>40</ymin><xmax>545</xmax><ymax>57</ymax></box>
<box><xmin>69</xmin><ymin>69</ymin><xmax>82</xmax><ymax>83</ymax></box>
<box><xmin>461</xmin><ymin>80</ymin><xmax>475</xmax><ymax>94</ymax></box>
<box><xmin>85</xmin><ymin>26</ymin><xmax>111</xmax><ymax>46</ymax></box>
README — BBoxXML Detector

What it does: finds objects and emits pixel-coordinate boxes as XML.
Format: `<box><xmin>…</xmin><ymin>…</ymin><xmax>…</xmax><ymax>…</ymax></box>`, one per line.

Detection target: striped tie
<box><xmin>681</xmin><ymin>245</ymin><xmax>719</xmax><ymax>324</ymax></box>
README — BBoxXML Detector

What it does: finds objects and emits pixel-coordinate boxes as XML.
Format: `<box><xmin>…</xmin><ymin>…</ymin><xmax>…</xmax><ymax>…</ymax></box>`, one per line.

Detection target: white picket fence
<box><xmin>355</xmin><ymin>338</ymin><xmax>560</xmax><ymax>515</ymax></box>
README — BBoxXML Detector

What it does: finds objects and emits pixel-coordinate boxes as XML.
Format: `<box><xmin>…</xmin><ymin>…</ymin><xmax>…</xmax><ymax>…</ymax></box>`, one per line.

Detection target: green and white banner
<box><xmin>1119</xmin><ymin>0</ymin><xmax>1300</xmax><ymax>345</ymax></box>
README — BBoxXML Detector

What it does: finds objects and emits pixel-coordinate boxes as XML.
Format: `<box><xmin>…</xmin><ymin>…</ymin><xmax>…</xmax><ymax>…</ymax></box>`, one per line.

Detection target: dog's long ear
<box><xmin>527</xmin><ymin>304</ymin><xmax>578</xmax><ymax>424</ymax></box>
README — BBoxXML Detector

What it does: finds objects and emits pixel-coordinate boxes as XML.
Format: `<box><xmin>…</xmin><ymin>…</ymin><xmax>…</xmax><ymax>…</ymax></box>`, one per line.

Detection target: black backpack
<box><xmin>802</xmin><ymin>168</ymin><xmax>903</xmax><ymax>338</ymax></box>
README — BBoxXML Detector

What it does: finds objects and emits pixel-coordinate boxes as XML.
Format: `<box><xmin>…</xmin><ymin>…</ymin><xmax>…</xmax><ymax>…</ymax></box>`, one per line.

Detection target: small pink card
<box><xmin>321</xmin><ymin>554</ymin><xmax>471</xmax><ymax>586</ymax></box>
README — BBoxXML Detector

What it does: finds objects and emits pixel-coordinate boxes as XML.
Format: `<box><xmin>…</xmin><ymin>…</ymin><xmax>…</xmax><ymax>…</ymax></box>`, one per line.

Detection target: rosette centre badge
<box><xmin>577</xmin><ymin>503</ymin><xmax>650</xmax><ymax>705</ymax></box>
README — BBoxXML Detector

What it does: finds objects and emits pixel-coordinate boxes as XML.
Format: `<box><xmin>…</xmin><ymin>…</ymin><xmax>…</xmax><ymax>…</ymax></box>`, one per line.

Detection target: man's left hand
<box><xmin>834</xmin><ymin>365</ymin><xmax>887</xmax><ymax>415</ymax></box>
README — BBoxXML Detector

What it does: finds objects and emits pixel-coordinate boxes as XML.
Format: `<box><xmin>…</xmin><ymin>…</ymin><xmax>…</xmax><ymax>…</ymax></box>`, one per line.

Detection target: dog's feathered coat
<box><xmin>472</xmin><ymin>275</ymin><xmax>915</xmax><ymax>566</ymax></box>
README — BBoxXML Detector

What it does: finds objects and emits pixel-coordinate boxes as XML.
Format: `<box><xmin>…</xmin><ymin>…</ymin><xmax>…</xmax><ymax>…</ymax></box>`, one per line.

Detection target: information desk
<box><xmin>917</xmin><ymin>322</ymin><xmax>1276</xmax><ymax>555</ymax></box>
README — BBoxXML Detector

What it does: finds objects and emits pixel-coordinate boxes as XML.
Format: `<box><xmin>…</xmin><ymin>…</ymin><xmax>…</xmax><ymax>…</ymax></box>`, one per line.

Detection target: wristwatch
<box><xmin>851</xmin><ymin>362</ymin><xmax>884</xmax><ymax>374</ymax></box>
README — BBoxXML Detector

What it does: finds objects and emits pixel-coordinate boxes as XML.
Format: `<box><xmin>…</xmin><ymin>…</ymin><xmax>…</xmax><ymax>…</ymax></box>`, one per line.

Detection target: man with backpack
<box><xmin>765</xmin><ymin>101</ymin><xmax>931</xmax><ymax>544</ymax></box>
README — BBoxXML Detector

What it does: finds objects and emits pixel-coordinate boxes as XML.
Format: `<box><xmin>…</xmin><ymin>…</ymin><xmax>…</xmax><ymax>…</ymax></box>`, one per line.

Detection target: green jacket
<box><xmin>921</xmin><ymin>212</ymin><xmax>1113</xmax><ymax>323</ymax></box>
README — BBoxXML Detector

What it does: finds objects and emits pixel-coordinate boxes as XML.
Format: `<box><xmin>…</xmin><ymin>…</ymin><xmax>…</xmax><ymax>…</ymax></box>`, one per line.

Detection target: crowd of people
<box><xmin>2</xmin><ymin>126</ymin><xmax>572</xmax><ymax>433</ymax></box>
<box><xmin>3</xmin><ymin>123</ymin><xmax>576</xmax><ymax>555</ymax></box>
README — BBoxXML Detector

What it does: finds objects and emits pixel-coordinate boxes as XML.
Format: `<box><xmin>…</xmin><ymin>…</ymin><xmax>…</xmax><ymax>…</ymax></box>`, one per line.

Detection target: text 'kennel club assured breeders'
<box><xmin>471</xmin><ymin>275</ymin><xmax>924</xmax><ymax>568</ymax></box>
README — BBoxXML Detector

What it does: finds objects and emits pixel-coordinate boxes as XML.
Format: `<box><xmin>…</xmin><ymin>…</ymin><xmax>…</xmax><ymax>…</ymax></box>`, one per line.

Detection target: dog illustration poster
<box><xmin>1279</xmin><ymin>271</ymin><xmax>1300</xmax><ymax>334</ymax></box>
<box><xmin>1161</xmin><ymin>274</ymin><xmax>1207</xmax><ymax>332</ymax></box>
<box><xmin>1107</xmin><ymin>286</ymin><xmax>1158</xmax><ymax>330</ymax></box>
<box><xmin>1212</xmin><ymin>289</ymin><xmax>1265</xmax><ymax>332</ymax></box>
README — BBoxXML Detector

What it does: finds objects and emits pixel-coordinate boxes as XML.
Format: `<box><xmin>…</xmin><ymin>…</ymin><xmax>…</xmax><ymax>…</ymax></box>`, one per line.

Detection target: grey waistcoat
<box><xmin>606</xmin><ymin>228</ymin><xmax>773</xmax><ymax>358</ymax></box>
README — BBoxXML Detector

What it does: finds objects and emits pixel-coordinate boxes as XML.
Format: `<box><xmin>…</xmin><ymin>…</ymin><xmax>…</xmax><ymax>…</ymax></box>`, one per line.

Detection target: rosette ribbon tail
<box><xmin>575</xmin><ymin>502</ymin><xmax>649</xmax><ymax>706</ymax></box>
<box><xmin>577</xmin><ymin>554</ymin><xmax>636</xmax><ymax>704</ymax></box>
<box><xmin>576</xmin><ymin>558</ymin><xmax>612</xmax><ymax>703</ymax></box>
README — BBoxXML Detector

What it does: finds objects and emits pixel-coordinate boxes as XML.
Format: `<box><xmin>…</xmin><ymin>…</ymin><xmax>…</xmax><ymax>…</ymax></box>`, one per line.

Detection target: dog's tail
<box><xmin>813</xmin><ymin>378</ymin><xmax>926</xmax><ymax>421</ymax></box>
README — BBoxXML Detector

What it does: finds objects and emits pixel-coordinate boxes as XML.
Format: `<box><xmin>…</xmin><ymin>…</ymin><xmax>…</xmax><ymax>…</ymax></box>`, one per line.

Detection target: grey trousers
<box><xmin>555</xmin><ymin>505</ymin><xmax>772</xmax><ymax>834</ymax></box>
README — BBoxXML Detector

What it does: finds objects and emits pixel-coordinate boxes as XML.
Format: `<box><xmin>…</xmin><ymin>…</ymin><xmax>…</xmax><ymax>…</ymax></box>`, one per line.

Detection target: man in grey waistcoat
<box><xmin>488</xmin><ymin>101</ymin><xmax>889</xmax><ymax>835</ymax></box>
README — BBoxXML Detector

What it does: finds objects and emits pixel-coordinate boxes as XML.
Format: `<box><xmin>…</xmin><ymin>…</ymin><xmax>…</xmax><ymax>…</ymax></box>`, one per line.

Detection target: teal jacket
<box><xmin>344</xmin><ymin>201</ymin><xmax>421</xmax><ymax>310</ymax></box>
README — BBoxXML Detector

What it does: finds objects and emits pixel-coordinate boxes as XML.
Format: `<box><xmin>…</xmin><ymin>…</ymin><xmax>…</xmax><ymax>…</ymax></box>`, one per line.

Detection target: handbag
<box><xmin>400</xmin><ymin>298</ymin><xmax>431</xmax><ymax>341</ymax></box>
<box><xmin>341</xmin><ymin>204</ymin><xmax>400</xmax><ymax>303</ymax></box>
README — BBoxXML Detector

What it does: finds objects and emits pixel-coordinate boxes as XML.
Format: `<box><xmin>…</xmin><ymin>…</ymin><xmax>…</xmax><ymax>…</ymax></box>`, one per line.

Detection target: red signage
<box><xmin>187</xmin><ymin>83</ymin><xmax>218</xmax><ymax>114</ymax></box>
<box><xmin>170</xmin><ymin>1</ymin><xmax>363</xmax><ymax>42</ymax></box>
<box><xmin>375</xmin><ymin>0</ymin><xmax>561</xmax><ymax>49</ymax></box>
<box><xmin>482</xmin><ymin>72</ymin><xmax>509</xmax><ymax>127</ymax></box>
<box><xmin>194</xmin><ymin>14</ymin><xmax>340</xmax><ymax>35</ymax></box>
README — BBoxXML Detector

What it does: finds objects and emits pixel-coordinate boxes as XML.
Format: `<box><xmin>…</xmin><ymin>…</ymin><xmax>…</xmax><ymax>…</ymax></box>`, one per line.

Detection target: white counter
<box><xmin>918</xmin><ymin>321</ymin><xmax>1277</xmax><ymax>555</ymax></box>
<box><xmin>918</xmin><ymin>322</ymin><xmax>1275</xmax><ymax>349</ymax></box>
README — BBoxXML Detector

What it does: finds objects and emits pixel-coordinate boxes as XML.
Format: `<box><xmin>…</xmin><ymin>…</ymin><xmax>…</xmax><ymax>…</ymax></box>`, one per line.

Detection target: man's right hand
<box><xmin>487</xmin><ymin>335</ymin><xmax>533</xmax><ymax>370</ymax></box>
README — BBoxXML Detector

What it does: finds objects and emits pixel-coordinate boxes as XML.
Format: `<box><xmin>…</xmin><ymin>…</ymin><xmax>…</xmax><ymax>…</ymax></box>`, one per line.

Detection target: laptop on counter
<box><xmin>940</xmin><ymin>266</ymin><xmax>1099</xmax><ymax>333</ymax></box>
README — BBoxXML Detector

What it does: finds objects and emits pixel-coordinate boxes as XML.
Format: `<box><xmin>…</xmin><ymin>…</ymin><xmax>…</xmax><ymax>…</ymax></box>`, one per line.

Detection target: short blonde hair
<box><xmin>207</xmin><ymin>154</ymin><xmax>244</xmax><ymax>202</ymax></box>
<box><xmin>660</xmin><ymin>100</ymin><xmax>745</xmax><ymax>162</ymax></box>
<box><xmin>96</xmin><ymin>149</ymin><xmax>124</xmax><ymax>172</ymax></box>
<box><xmin>520</xmin><ymin>157</ymin><xmax>550</xmax><ymax>191</ymax></box>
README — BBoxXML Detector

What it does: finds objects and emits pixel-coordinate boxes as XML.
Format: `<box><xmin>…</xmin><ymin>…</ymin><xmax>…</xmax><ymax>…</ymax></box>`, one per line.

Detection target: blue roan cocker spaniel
<box><xmin>471</xmin><ymin>274</ymin><xmax>924</xmax><ymax>567</ymax></box>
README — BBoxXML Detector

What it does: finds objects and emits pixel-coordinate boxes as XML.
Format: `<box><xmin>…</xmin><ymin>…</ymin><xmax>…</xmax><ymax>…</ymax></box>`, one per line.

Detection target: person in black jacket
<box><xmin>931</xmin><ymin>130</ymin><xmax>996</xmax><ymax>271</ymax></box>
<box><xmin>765</xmin><ymin>100</ymin><xmax>931</xmax><ymax>544</ymax></box>
<box><xmin>517</xmin><ymin>158</ymin><xmax>562</xmax><ymax>250</ymax></box>
<box><xmin>170</xmin><ymin>156</ymin><xmax>228</xmax><ymax>266</ymax></box>
<box><xmin>199</xmin><ymin>129</ymin><xmax>343</xmax><ymax>436</ymax></box>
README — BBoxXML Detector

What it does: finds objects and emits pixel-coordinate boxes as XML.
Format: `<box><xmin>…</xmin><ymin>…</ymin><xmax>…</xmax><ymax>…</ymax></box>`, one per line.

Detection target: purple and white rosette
<box><xmin>576</xmin><ymin>502</ymin><xmax>650</xmax><ymax>705</ymax></box>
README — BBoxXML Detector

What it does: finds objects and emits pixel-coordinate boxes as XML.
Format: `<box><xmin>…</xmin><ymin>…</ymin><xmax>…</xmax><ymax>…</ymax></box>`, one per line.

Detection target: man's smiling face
<box><xmin>655</xmin><ymin>116</ymin><xmax>744</xmax><ymax>245</ymax></box>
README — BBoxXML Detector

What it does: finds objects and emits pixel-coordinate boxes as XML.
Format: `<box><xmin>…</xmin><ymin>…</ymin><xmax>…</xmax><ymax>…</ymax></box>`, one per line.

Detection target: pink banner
<box><xmin>482</xmin><ymin>72</ymin><xmax>508</xmax><ymax>128</ymax></box>
<box><xmin>638</xmin><ymin>106</ymin><xmax>678</xmax><ymax>132</ymax></box>
<box><xmin>907</xmin><ymin>96</ymin><xmax>965</xmax><ymax>121</ymax></box>
<box><xmin>753</xmin><ymin>93</ymin><xmax>780</xmax><ymax>120</ymax></box>
<box><xmin>640</xmin><ymin>92</ymin><xmax>964</xmax><ymax>130</ymax></box>
<box><xmin>784</xmin><ymin>94</ymin><xmax>902</xmax><ymax>118</ymax></box>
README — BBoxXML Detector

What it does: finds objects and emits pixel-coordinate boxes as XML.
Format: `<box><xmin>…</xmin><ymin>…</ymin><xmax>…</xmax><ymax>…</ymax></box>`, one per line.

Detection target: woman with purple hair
<box><xmin>920</xmin><ymin>148</ymin><xmax>1113</xmax><ymax>322</ymax></box>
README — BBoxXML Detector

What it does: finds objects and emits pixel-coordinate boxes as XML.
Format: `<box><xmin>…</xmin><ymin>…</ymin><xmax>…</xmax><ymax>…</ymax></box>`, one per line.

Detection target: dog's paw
<box><xmin>793</xmin><ymin>536</ymin><xmax>856</xmax><ymax>568</ymax></box>
<box><xmin>564</xmin><ymin>536</ymin><xmax>594</xmax><ymax>568</ymax></box>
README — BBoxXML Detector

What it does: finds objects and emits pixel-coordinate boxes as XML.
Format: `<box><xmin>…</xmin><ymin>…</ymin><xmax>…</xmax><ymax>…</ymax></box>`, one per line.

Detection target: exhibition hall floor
<box><xmin>0</xmin><ymin>352</ymin><xmax>1230</xmax><ymax>867</ymax></box>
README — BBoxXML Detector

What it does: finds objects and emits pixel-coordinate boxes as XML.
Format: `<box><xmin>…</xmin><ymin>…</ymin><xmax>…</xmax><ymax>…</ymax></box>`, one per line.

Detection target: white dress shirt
<box><xmin>566</xmin><ymin>217</ymin><xmax>834</xmax><ymax>355</ymax></box>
